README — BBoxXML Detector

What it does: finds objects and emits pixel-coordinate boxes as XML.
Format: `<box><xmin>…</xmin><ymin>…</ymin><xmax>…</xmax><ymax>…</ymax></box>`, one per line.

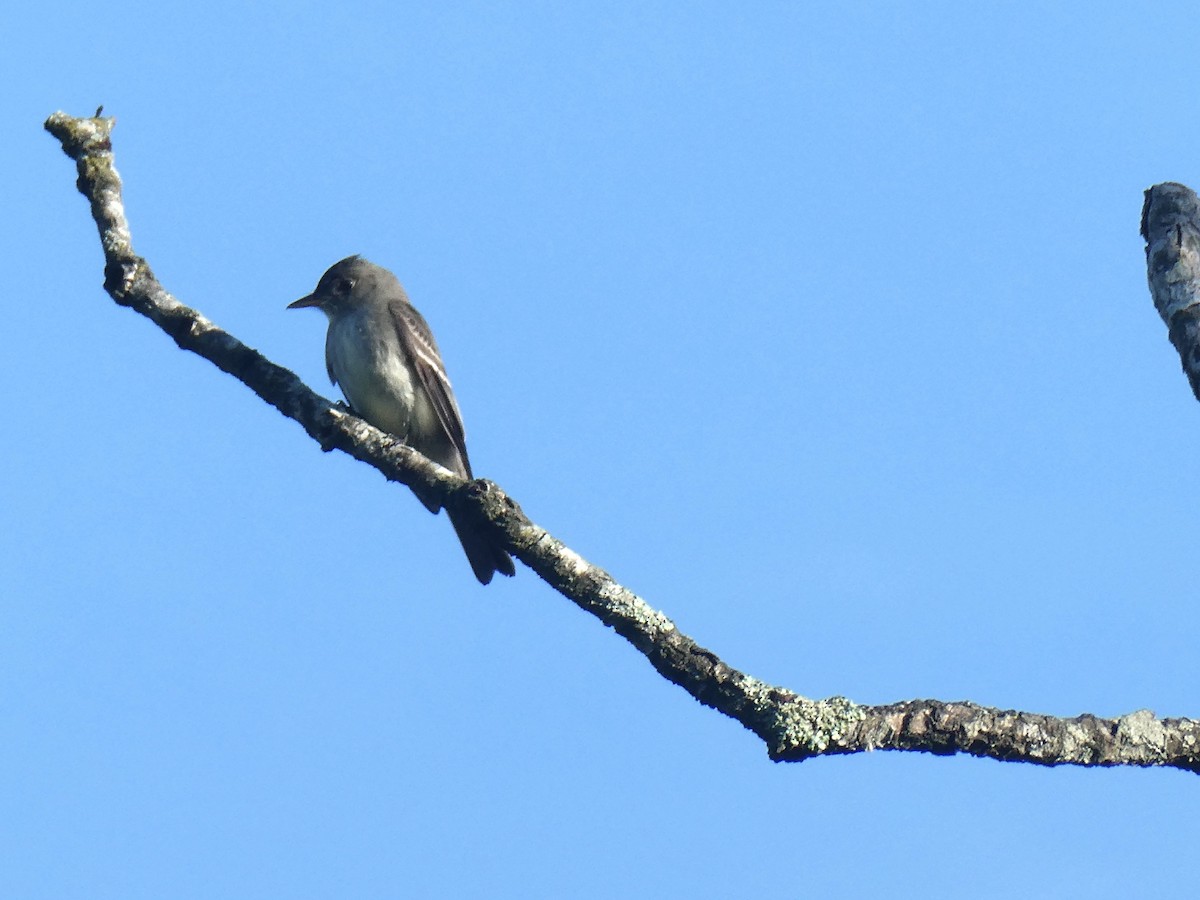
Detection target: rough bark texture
<box><xmin>44</xmin><ymin>111</ymin><xmax>1200</xmax><ymax>772</ymax></box>
<box><xmin>1142</xmin><ymin>182</ymin><xmax>1200</xmax><ymax>401</ymax></box>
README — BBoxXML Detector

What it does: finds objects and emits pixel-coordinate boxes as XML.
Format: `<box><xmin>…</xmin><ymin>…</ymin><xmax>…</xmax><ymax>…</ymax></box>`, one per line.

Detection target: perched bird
<box><xmin>288</xmin><ymin>256</ymin><xmax>515</xmax><ymax>584</ymax></box>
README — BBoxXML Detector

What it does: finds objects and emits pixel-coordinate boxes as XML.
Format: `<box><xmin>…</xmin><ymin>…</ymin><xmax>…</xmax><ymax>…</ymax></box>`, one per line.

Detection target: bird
<box><xmin>288</xmin><ymin>255</ymin><xmax>515</xmax><ymax>584</ymax></box>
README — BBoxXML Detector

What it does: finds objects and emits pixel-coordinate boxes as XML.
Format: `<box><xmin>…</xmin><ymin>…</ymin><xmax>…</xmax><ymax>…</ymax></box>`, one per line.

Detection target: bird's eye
<box><xmin>333</xmin><ymin>277</ymin><xmax>353</xmax><ymax>297</ymax></box>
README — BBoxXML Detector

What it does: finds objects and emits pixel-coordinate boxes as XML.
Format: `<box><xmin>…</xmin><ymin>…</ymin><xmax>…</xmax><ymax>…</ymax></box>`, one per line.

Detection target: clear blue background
<box><xmin>5</xmin><ymin>3</ymin><xmax>1198</xmax><ymax>897</ymax></box>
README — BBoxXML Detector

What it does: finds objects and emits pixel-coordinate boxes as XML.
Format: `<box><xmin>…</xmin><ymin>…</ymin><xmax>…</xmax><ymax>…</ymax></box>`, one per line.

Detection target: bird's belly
<box><xmin>326</xmin><ymin>315</ymin><xmax>418</xmax><ymax>438</ymax></box>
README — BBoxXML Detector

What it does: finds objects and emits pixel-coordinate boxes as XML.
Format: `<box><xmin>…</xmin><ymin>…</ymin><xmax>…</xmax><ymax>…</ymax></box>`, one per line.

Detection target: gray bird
<box><xmin>288</xmin><ymin>256</ymin><xmax>515</xmax><ymax>584</ymax></box>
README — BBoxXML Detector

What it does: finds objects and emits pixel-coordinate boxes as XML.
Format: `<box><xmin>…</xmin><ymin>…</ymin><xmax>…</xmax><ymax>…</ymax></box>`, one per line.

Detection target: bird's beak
<box><xmin>287</xmin><ymin>293</ymin><xmax>322</xmax><ymax>310</ymax></box>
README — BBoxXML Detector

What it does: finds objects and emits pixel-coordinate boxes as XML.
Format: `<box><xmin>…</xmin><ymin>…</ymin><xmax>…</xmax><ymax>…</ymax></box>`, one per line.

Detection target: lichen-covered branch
<box><xmin>1142</xmin><ymin>182</ymin><xmax>1200</xmax><ymax>401</ymax></box>
<box><xmin>45</xmin><ymin>110</ymin><xmax>1200</xmax><ymax>773</ymax></box>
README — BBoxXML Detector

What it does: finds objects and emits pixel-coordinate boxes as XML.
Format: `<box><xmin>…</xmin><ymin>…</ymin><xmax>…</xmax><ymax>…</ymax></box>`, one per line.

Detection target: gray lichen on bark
<box><xmin>1142</xmin><ymin>182</ymin><xmax>1200</xmax><ymax>400</ymax></box>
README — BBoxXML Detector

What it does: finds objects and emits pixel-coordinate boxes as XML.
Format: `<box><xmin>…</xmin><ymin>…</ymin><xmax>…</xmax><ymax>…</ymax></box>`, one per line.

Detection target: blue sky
<box><xmin>5</xmin><ymin>3</ymin><xmax>1200</xmax><ymax>896</ymax></box>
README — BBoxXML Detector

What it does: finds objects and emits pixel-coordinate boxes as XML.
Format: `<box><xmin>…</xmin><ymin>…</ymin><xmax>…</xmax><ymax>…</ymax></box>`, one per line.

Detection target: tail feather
<box><xmin>448</xmin><ymin>509</ymin><xmax>516</xmax><ymax>585</ymax></box>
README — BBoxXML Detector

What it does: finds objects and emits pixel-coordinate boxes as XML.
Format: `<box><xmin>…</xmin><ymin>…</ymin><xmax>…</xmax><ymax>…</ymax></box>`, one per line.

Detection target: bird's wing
<box><xmin>390</xmin><ymin>298</ymin><xmax>474</xmax><ymax>478</ymax></box>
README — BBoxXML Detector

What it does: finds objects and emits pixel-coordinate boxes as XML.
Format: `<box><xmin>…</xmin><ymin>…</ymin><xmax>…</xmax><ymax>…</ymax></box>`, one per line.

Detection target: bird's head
<box><xmin>288</xmin><ymin>255</ymin><xmax>394</xmax><ymax>315</ymax></box>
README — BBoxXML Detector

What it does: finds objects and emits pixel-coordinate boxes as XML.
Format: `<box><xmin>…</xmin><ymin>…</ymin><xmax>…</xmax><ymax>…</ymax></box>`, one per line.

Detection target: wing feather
<box><xmin>390</xmin><ymin>298</ymin><xmax>474</xmax><ymax>478</ymax></box>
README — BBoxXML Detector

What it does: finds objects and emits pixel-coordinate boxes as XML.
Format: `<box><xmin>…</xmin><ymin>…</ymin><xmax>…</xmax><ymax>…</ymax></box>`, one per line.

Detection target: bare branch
<box><xmin>1142</xmin><ymin>182</ymin><xmax>1200</xmax><ymax>401</ymax></box>
<box><xmin>45</xmin><ymin>111</ymin><xmax>1200</xmax><ymax>772</ymax></box>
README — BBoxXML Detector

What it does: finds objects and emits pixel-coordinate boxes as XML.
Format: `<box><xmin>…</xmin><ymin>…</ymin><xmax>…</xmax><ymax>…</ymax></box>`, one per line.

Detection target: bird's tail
<box><xmin>448</xmin><ymin>508</ymin><xmax>516</xmax><ymax>585</ymax></box>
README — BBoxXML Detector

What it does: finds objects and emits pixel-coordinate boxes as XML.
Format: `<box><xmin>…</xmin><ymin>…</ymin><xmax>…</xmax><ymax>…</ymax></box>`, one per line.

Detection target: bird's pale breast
<box><xmin>325</xmin><ymin>306</ymin><xmax>424</xmax><ymax>439</ymax></box>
